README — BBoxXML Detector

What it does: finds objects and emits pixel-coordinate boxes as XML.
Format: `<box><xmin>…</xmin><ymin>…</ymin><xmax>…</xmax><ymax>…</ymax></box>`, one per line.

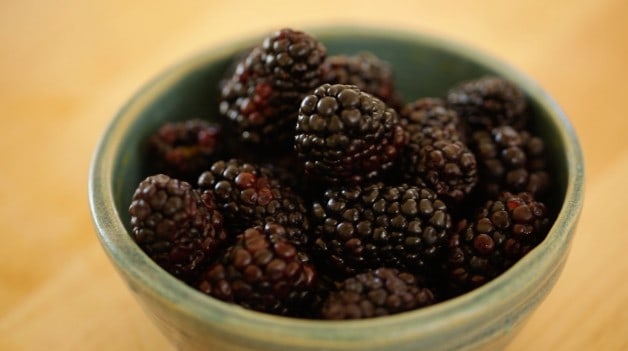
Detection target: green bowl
<box><xmin>89</xmin><ymin>27</ymin><xmax>584</xmax><ymax>351</ymax></box>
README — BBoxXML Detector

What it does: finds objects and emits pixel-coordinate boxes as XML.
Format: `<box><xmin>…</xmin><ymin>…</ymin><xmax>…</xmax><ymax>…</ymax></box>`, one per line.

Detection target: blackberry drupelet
<box><xmin>197</xmin><ymin>159</ymin><xmax>309</xmax><ymax>246</ymax></box>
<box><xmin>196</xmin><ymin>223</ymin><xmax>317</xmax><ymax>316</ymax></box>
<box><xmin>321</xmin><ymin>52</ymin><xmax>402</xmax><ymax>109</ymax></box>
<box><xmin>320</xmin><ymin>268</ymin><xmax>435</xmax><ymax>319</ymax></box>
<box><xmin>446</xmin><ymin>76</ymin><xmax>527</xmax><ymax>132</ymax></box>
<box><xmin>446</xmin><ymin>191</ymin><xmax>550</xmax><ymax>294</ymax></box>
<box><xmin>471</xmin><ymin>125</ymin><xmax>549</xmax><ymax>199</ymax></box>
<box><xmin>129</xmin><ymin>174</ymin><xmax>226</xmax><ymax>283</ymax></box>
<box><xmin>294</xmin><ymin>84</ymin><xmax>407</xmax><ymax>184</ymax></box>
<box><xmin>399</xmin><ymin>98</ymin><xmax>477</xmax><ymax>204</ymax></box>
<box><xmin>219</xmin><ymin>28</ymin><xmax>327</xmax><ymax>145</ymax></box>
<box><xmin>311</xmin><ymin>182</ymin><xmax>452</xmax><ymax>276</ymax></box>
<box><xmin>146</xmin><ymin>119</ymin><xmax>221</xmax><ymax>183</ymax></box>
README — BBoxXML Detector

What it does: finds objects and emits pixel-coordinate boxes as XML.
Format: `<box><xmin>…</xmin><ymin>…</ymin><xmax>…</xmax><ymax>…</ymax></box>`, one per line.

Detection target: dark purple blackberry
<box><xmin>311</xmin><ymin>182</ymin><xmax>452</xmax><ymax>276</ymax></box>
<box><xmin>129</xmin><ymin>174</ymin><xmax>226</xmax><ymax>283</ymax></box>
<box><xmin>320</xmin><ymin>268</ymin><xmax>435</xmax><ymax>319</ymax></box>
<box><xmin>295</xmin><ymin>84</ymin><xmax>407</xmax><ymax>184</ymax></box>
<box><xmin>321</xmin><ymin>52</ymin><xmax>402</xmax><ymax>109</ymax></box>
<box><xmin>219</xmin><ymin>29</ymin><xmax>326</xmax><ymax>145</ymax></box>
<box><xmin>400</xmin><ymin>98</ymin><xmax>465</xmax><ymax>142</ymax></box>
<box><xmin>471</xmin><ymin>125</ymin><xmax>549</xmax><ymax>199</ymax></box>
<box><xmin>261</xmin><ymin>29</ymin><xmax>326</xmax><ymax>90</ymax></box>
<box><xmin>146</xmin><ymin>119</ymin><xmax>221</xmax><ymax>183</ymax></box>
<box><xmin>446</xmin><ymin>76</ymin><xmax>527</xmax><ymax>132</ymax></box>
<box><xmin>196</xmin><ymin>223</ymin><xmax>317</xmax><ymax>316</ymax></box>
<box><xmin>446</xmin><ymin>191</ymin><xmax>550</xmax><ymax>294</ymax></box>
<box><xmin>197</xmin><ymin>159</ymin><xmax>309</xmax><ymax>246</ymax></box>
<box><xmin>399</xmin><ymin>99</ymin><xmax>477</xmax><ymax>204</ymax></box>
<box><xmin>405</xmin><ymin>138</ymin><xmax>478</xmax><ymax>204</ymax></box>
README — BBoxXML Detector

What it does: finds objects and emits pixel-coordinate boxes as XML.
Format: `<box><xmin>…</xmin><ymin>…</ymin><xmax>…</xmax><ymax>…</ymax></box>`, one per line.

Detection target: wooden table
<box><xmin>1</xmin><ymin>1</ymin><xmax>627</xmax><ymax>349</ymax></box>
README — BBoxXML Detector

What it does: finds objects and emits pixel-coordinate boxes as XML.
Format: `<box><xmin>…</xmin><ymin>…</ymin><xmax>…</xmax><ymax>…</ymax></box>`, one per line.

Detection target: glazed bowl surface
<box><xmin>89</xmin><ymin>26</ymin><xmax>584</xmax><ymax>351</ymax></box>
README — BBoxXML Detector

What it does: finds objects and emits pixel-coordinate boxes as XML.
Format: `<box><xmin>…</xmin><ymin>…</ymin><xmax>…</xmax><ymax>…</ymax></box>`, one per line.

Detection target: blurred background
<box><xmin>1</xmin><ymin>0</ymin><xmax>627</xmax><ymax>350</ymax></box>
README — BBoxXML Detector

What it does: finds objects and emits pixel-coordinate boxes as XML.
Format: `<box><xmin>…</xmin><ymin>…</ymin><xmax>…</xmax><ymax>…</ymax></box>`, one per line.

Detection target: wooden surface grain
<box><xmin>1</xmin><ymin>1</ymin><xmax>627</xmax><ymax>349</ymax></box>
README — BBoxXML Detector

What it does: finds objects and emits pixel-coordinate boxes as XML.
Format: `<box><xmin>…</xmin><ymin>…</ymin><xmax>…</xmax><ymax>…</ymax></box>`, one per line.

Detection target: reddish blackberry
<box><xmin>295</xmin><ymin>84</ymin><xmax>407</xmax><ymax>184</ymax></box>
<box><xmin>399</xmin><ymin>99</ymin><xmax>477</xmax><ymax>204</ymax></box>
<box><xmin>320</xmin><ymin>268</ymin><xmax>435</xmax><ymax>319</ymax></box>
<box><xmin>197</xmin><ymin>159</ymin><xmax>309</xmax><ymax>246</ymax></box>
<box><xmin>219</xmin><ymin>29</ymin><xmax>326</xmax><ymax>145</ymax></box>
<box><xmin>129</xmin><ymin>174</ymin><xmax>226</xmax><ymax>283</ymax></box>
<box><xmin>446</xmin><ymin>76</ymin><xmax>527</xmax><ymax>132</ymax></box>
<box><xmin>196</xmin><ymin>223</ymin><xmax>317</xmax><ymax>316</ymax></box>
<box><xmin>446</xmin><ymin>191</ymin><xmax>550</xmax><ymax>294</ymax></box>
<box><xmin>471</xmin><ymin>126</ymin><xmax>549</xmax><ymax>198</ymax></box>
<box><xmin>321</xmin><ymin>52</ymin><xmax>402</xmax><ymax>109</ymax></box>
<box><xmin>311</xmin><ymin>182</ymin><xmax>452</xmax><ymax>276</ymax></box>
<box><xmin>146</xmin><ymin>119</ymin><xmax>221</xmax><ymax>183</ymax></box>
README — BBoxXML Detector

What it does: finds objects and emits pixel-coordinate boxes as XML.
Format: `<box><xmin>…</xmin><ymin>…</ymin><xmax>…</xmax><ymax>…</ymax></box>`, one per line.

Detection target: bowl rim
<box><xmin>88</xmin><ymin>25</ymin><xmax>584</xmax><ymax>347</ymax></box>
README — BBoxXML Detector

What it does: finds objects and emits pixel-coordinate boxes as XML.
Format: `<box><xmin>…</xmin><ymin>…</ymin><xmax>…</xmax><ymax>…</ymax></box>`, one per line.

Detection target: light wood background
<box><xmin>1</xmin><ymin>1</ymin><xmax>627</xmax><ymax>350</ymax></box>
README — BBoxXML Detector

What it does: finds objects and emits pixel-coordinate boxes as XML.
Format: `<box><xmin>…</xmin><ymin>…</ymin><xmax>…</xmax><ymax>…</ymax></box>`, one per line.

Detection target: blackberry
<box><xmin>295</xmin><ymin>84</ymin><xmax>407</xmax><ymax>184</ymax></box>
<box><xmin>400</xmin><ymin>98</ymin><xmax>465</xmax><ymax>142</ymax></box>
<box><xmin>321</xmin><ymin>52</ymin><xmax>402</xmax><ymax>109</ymax></box>
<box><xmin>320</xmin><ymin>268</ymin><xmax>435</xmax><ymax>319</ymax></box>
<box><xmin>471</xmin><ymin>125</ymin><xmax>549</xmax><ymax>198</ymax></box>
<box><xmin>446</xmin><ymin>191</ymin><xmax>550</xmax><ymax>294</ymax></box>
<box><xmin>405</xmin><ymin>138</ymin><xmax>478</xmax><ymax>205</ymax></box>
<box><xmin>399</xmin><ymin>99</ymin><xmax>477</xmax><ymax>204</ymax></box>
<box><xmin>129</xmin><ymin>174</ymin><xmax>226</xmax><ymax>283</ymax></box>
<box><xmin>446</xmin><ymin>76</ymin><xmax>527</xmax><ymax>132</ymax></box>
<box><xmin>146</xmin><ymin>119</ymin><xmax>221</xmax><ymax>183</ymax></box>
<box><xmin>311</xmin><ymin>182</ymin><xmax>452</xmax><ymax>276</ymax></box>
<box><xmin>196</xmin><ymin>223</ymin><xmax>317</xmax><ymax>316</ymax></box>
<box><xmin>197</xmin><ymin>159</ymin><xmax>310</xmax><ymax>246</ymax></box>
<box><xmin>219</xmin><ymin>28</ymin><xmax>326</xmax><ymax>145</ymax></box>
<box><xmin>261</xmin><ymin>29</ymin><xmax>326</xmax><ymax>90</ymax></box>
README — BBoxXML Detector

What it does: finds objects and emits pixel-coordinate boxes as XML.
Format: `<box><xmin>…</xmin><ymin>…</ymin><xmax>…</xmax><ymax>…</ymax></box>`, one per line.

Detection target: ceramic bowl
<box><xmin>89</xmin><ymin>26</ymin><xmax>584</xmax><ymax>351</ymax></box>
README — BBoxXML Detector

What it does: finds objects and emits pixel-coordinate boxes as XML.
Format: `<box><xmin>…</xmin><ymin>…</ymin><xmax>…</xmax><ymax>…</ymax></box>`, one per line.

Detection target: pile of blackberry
<box><xmin>128</xmin><ymin>28</ymin><xmax>555</xmax><ymax>320</ymax></box>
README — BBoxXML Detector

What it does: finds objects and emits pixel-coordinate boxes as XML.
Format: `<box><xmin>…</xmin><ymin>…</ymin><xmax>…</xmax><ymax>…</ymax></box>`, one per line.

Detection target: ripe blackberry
<box><xmin>471</xmin><ymin>125</ymin><xmax>549</xmax><ymax>198</ymax></box>
<box><xmin>196</xmin><ymin>223</ymin><xmax>317</xmax><ymax>316</ymax></box>
<box><xmin>320</xmin><ymin>268</ymin><xmax>435</xmax><ymax>319</ymax></box>
<box><xmin>321</xmin><ymin>52</ymin><xmax>402</xmax><ymax>109</ymax></box>
<box><xmin>295</xmin><ymin>84</ymin><xmax>407</xmax><ymax>184</ymax></box>
<box><xmin>311</xmin><ymin>182</ymin><xmax>452</xmax><ymax>276</ymax></box>
<box><xmin>400</xmin><ymin>98</ymin><xmax>465</xmax><ymax>142</ymax></box>
<box><xmin>399</xmin><ymin>99</ymin><xmax>477</xmax><ymax>204</ymax></box>
<box><xmin>129</xmin><ymin>174</ymin><xmax>226</xmax><ymax>283</ymax></box>
<box><xmin>262</xmin><ymin>29</ymin><xmax>326</xmax><ymax>90</ymax></box>
<box><xmin>219</xmin><ymin>28</ymin><xmax>326</xmax><ymax>145</ymax></box>
<box><xmin>406</xmin><ymin>138</ymin><xmax>478</xmax><ymax>205</ymax></box>
<box><xmin>446</xmin><ymin>76</ymin><xmax>527</xmax><ymax>132</ymax></box>
<box><xmin>146</xmin><ymin>119</ymin><xmax>221</xmax><ymax>183</ymax></box>
<box><xmin>197</xmin><ymin>159</ymin><xmax>309</xmax><ymax>246</ymax></box>
<box><xmin>446</xmin><ymin>191</ymin><xmax>550</xmax><ymax>294</ymax></box>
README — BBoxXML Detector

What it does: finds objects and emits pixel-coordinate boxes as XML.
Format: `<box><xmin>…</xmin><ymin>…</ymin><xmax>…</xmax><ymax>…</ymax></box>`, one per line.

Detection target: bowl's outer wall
<box><xmin>91</xmin><ymin>28</ymin><xmax>582</xmax><ymax>351</ymax></box>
